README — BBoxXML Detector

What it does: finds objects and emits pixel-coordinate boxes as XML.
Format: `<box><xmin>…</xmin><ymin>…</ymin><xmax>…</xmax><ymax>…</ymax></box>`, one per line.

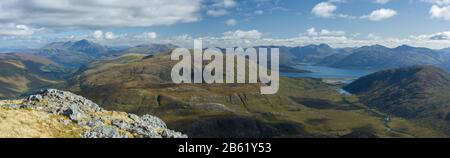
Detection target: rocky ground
<box><xmin>0</xmin><ymin>89</ymin><xmax>187</xmax><ymax>138</ymax></box>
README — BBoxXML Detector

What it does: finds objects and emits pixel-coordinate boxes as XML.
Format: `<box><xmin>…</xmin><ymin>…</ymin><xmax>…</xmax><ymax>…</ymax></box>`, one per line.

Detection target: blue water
<box><xmin>281</xmin><ymin>65</ymin><xmax>375</xmax><ymax>80</ymax></box>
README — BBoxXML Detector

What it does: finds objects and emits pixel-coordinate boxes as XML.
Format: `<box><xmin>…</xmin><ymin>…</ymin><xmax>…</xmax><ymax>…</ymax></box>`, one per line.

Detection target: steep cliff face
<box><xmin>0</xmin><ymin>89</ymin><xmax>187</xmax><ymax>138</ymax></box>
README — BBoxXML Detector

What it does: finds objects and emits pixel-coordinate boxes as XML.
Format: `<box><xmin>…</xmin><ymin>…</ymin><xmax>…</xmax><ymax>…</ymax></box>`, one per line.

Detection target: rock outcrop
<box><xmin>0</xmin><ymin>89</ymin><xmax>187</xmax><ymax>138</ymax></box>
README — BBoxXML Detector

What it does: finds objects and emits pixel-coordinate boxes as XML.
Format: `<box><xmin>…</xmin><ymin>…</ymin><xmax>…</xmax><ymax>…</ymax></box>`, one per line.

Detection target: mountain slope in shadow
<box><xmin>344</xmin><ymin>65</ymin><xmax>450</xmax><ymax>131</ymax></box>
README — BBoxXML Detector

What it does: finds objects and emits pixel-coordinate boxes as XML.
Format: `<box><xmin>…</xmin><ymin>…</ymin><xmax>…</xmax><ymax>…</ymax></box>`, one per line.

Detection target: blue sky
<box><xmin>0</xmin><ymin>0</ymin><xmax>450</xmax><ymax>49</ymax></box>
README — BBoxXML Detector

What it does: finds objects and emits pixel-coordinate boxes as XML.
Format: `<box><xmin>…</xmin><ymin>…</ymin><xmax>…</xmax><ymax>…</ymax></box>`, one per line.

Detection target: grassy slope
<box><xmin>65</xmin><ymin>53</ymin><xmax>445</xmax><ymax>138</ymax></box>
<box><xmin>0</xmin><ymin>107</ymin><xmax>83</xmax><ymax>138</ymax></box>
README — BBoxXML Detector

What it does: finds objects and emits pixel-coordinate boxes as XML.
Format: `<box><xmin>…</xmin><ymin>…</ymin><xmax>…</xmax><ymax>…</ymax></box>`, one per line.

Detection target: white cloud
<box><xmin>207</xmin><ymin>9</ymin><xmax>229</xmax><ymax>17</ymax></box>
<box><xmin>320</xmin><ymin>29</ymin><xmax>346</xmax><ymax>37</ymax></box>
<box><xmin>423</xmin><ymin>0</ymin><xmax>450</xmax><ymax>20</ymax></box>
<box><xmin>312</xmin><ymin>2</ymin><xmax>337</xmax><ymax>18</ymax></box>
<box><xmin>311</xmin><ymin>1</ymin><xmax>351</xmax><ymax>18</ymax></box>
<box><xmin>223</xmin><ymin>30</ymin><xmax>262</xmax><ymax>39</ymax></box>
<box><xmin>225</xmin><ymin>19</ymin><xmax>237</xmax><ymax>26</ymax></box>
<box><xmin>0</xmin><ymin>23</ymin><xmax>45</xmax><ymax>36</ymax></box>
<box><xmin>93</xmin><ymin>30</ymin><xmax>104</xmax><ymax>40</ymax></box>
<box><xmin>134</xmin><ymin>32</ymin><xmax>158</xmax><ymax>40</ymax></box>
<box><xmin>69</xmin><ymin>30</ymin><xmax>128</xmax><ymax>42</ymax></box>
<box><xmin>430</xmin><ymin>5</ymin><xmax>450</xmax><ymax>20</ymax></box>
<box><xmin>105</xmin><ymin>32</ymin><xmax>118</xmax><ymax>40</ymax></box>
<box><xmin>411</xmin><ymin>31</ymin><xmax>450</xmax><ymax>40</ymax></box>
<box><xmin>362</xmin><ymin>8</ymin><xmax>397</xmax><ymax>21</ymax></box>
<box><xmin>430</xmin><ymin>31</ymin><xmax>450</xmax><ymax>40</ymax></box>
<box><xmin>306</xmin><ymin>28</ymin><xmax>319</xmax><ymax>36</ymax></box>
<box><xmin>0</xmin><ymin>0</ymin><xmax>202</xmax><ymax>29</ymax></box>
<box><xmin>304</xmin><ymin>27</ymin><xmax>346</xmax><ymax>37</ymax></box>
<box><xmin>374</xmin><ymin>0</ymin><xmax>390</xmax><ymax>4</ymax></box>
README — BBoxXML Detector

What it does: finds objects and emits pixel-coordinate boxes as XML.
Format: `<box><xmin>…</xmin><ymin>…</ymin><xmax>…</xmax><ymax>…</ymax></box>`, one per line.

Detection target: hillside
<box><xmin>65</xmin><ymin>53</ymin><xmax>444</xmax><ymax>138</ymax></box>
<box><xmin>0</xmin><ymin>89</ymin><xmax>186</xmax><ymax>138</ymax></box>
<box><xmin>0</xmin><ymin>52</ymin><xmax>69</xmax><ymax>99</ymax></box>
<box><xmin>344</xmin><ymin>65</ymin><xmax>450</xmax><ymax>120</ymax></box>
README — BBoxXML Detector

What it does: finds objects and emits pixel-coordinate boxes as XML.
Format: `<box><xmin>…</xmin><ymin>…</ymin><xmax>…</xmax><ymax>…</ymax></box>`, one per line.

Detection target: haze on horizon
<box><xmin>0</xmin><ymin>0</ymin><xmax>450</xmax><ymax>49</ymax></box>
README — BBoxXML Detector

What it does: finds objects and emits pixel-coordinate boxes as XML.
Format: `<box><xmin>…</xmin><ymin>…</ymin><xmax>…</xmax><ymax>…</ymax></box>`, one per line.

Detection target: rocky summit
<box><xmin>0</xmin><ymin>89</ymin><xmax>187</xmax><ymax>138</ymax></box>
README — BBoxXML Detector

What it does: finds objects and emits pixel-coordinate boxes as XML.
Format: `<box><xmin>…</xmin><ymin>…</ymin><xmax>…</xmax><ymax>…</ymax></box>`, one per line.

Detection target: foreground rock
<box><xmin>0</xmin><ymin>89</ymin><xmax>187</xmax><ymax>138</ymax></box>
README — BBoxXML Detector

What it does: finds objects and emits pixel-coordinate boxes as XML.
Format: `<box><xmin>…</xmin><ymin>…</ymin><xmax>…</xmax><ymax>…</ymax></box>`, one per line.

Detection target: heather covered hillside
<box><xmin>64</xmin><ymin>53</ymin><xmax>444</xmax><ymax>138</ymax></box>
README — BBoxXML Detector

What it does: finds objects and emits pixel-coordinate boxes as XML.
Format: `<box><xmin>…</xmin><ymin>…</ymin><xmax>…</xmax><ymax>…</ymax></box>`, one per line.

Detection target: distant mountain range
<box><xmin>4</xmin><ymin>39</ymin><xmax>450</xmax><ymax>71</ymax></box>
<box><xmin>263</xmin><ymin>44</ymin><xmax>450</xmax><ymax>71</ymax></box>
<box><xmin>30</xmin><ymin>39</ymin><xmax>177</xmax><ymax>68</ymax></box>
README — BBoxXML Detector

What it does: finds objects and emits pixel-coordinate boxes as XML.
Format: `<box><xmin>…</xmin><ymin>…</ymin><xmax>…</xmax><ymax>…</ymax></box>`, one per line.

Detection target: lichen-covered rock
<box><xmin>83</xmin><ymin>125</ymin><xmax>127</xmax><ymax>138</ymax></box>
<box><xmin>1</xmin><ymin>89</ymin><xmax>187</xmax><ymax>138</ymax></box>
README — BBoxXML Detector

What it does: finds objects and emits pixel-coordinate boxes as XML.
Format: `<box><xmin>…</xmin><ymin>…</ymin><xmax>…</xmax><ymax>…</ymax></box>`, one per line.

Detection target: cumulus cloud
<box><xmin>312</xmin><ymin>2</ymin><xmax>337</xmax><ymax>18</ymax></box>
<box><xmin>430</xmin><ymin>5</ymin><xmax>450</xmax><ymax>20</ymax></box>
<box><xmin>305</xmin><ymin>27</ymin><xmax>346</xmax><ymax>37</ymax></box>
<box><xmin>311</xmin><ymin>1</ymin><xmax>351</xmax><ymax>18</ymax></box>
<box><xmin>430</xmin><ymin>32</ymin><xmax>450</xmax><ymax>40</ymax></box>
<box><xmin>93</xmin><ymin>30</ymin><xmax>104</xmax><ymax>40</ymax></box>
<box><xmin>306</xmin><ymin>28</ymin><xmax>319</xmax><ymax>36</ymax></box>
<box><xmin>411</xmin><ymin>31</ymin><xmax>450</xmax><ymax>40</ymax></box>
<box><xmin>223</xmin><ymin>30</ymin><xmax>262</xmax><ymax>39</ymax></box>
<box><xmin>105</xmin><ymin>32</ymin><xmax>118</xmax><ymax>40</ymax></box>
<box><xmin>84</xmin><ymin>30</ymin><xmax>127</xmax><ymax>41</ymax></box>
<box><xmin>361</xmin><ymin>8</ymin><xmax>397</xmax><ymax>21</ymax></box>
<box><xmin>423</xmin><ymin>0</ymin><xmax>450</xmax><ymax>20</ymax></box>
<box><xmin>319</xmin><ymin>29</ymin><xmax>346</xmax><ymax>37</ymax></box>
<box><xmin>0</xmin><ymin>0</ymin><xmax>202</xmax><ymax>29</ymax></box>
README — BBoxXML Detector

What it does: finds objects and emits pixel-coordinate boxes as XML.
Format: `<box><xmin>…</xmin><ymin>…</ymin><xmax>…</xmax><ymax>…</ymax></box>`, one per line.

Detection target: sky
<box><xmin>1</xmin><ymin>0</ymin><xmax>450</xmax><ymax>49</ymax></box>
